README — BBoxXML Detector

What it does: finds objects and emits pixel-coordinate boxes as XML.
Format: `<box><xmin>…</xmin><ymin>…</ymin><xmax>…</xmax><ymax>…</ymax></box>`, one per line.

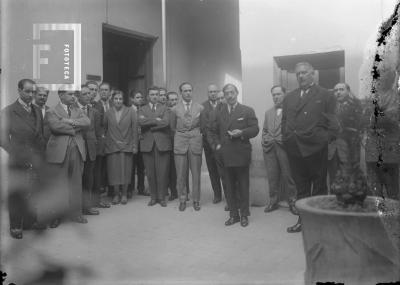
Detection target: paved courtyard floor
<box><xmin>1</xmin><ymin>173</ymin><xmax>305</xmax><ymax>285</ymax></box>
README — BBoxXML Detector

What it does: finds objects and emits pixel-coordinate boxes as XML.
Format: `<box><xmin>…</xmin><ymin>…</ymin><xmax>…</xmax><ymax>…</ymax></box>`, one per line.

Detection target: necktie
<box><xmin>82</xmin><ymin>106</ymin><xmax>87</xmax><ymax>115</ymax></box>
<box><xmin>67</xmin><ymin>106</ymin><xmax>72</xmax><ymax>117</ymax></box>
<box><xmin>152</xmin><ymin>104</ymin><xmax>156</xmax><ymax>112</ymax></box>
<box><xmin>185</xmin><ymin>103</ymin><xmax>190</xmax><ymax>113</ymax></box>
<box><xmin>22</xmin><ymin>103</ymin><xmax>31</xmax><ymax>113</ymax></box>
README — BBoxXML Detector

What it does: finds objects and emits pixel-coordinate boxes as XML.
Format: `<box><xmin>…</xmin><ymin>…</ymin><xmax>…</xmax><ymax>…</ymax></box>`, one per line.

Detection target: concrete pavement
<box><xmin>1</xmin><ymin>172</ymin><xmax>305</xmax><ymax>285</ymax></box>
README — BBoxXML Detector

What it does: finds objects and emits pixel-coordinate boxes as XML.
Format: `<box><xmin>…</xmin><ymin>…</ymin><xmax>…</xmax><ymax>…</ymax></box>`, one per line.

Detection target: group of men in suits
<box><xmin>6</xmin><ymin>61</ymin><xmax>373</xmax><ymax>238</ymax></box>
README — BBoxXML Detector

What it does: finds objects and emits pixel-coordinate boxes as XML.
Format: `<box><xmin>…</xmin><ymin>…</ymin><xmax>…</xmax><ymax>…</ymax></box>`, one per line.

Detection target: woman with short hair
<box><xmin>104</xmin><ymin>90</ymin><xmax>138</xmax><ymax>204</ymax></box>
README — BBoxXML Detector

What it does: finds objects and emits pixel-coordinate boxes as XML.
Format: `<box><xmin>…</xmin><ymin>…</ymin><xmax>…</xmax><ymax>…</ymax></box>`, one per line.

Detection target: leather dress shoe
<box><xmin>225</xmin><ymin>216</ymin><xmax>240</xmax><ymax>226</ymax></box>
<box><xmin>83</xmin><ymin>208</ymin><xmax>100</xmax><ymax>215</ymax></box>
<box><xmin>49</xmin><ymin>219</ymin><xmax>61</xmax><ymax>228</ymax></box>
<box><xmin>287</xmin><ymin>221</ymin><xmax>302</xmax><ymax>233</ymax></box>
<box><xmin>96</xmin><ymin>201</ymin><xmax>111</xmax><ymax>208</ymax></box>
<box><xmin>240</xmin><ymin>216</ymin><xmax>249</xmax><ymax>227</ymax></box>
<box><xmin>121</xmin><ymin>195</ymin><xmax>128</xmax><ymax>205</ymax></box>
<box><xmin>224</xmin><ymin>205</ymin><xmax>230</xmax><ymax>211</ymax></box>
<box><xmin>127</xmin><ymin>191</ymin><xmax>133</xmax><ymax>199</ymax></box>
<box><xmin>159</xmin><ymin>200</ymin><xmax>167</xmax><ymax>207</ymax></box>
<box><xmin>10</xmin><ymin>228</ymin><xmax>23</xmax><ymax>239</ymax></box>
<box><xmin>264</xmin><ymin>203</ymin><xmax>279</xmax><ymax>213</ymax></box>
<box><xmin>112</xmin><ymin>195</ymin><xmax>121</xmax><ymax>205</ymax></box>
<box><xmin>71</xmin><ymin>216</ymin><xmax>88</xmax><ymax>224</ymax></box>
<box><xmin>193</xmin><ymin>202</ymin><xmax>201</xmax><ymax>211</ymax></box>
<box><xmin>31</xmin><ymin>222</ymin><xmax>47</xmax><ymax>230</ymax></box>
<box><xmin>139</xmin><ymin>190</ymin><xmax>150</xmax><ymax>196</ymax></box>
<box><xmin>213</xmin><ymin>197</ymin><xmax>222</xmax><ymax>204</ymax></box>
<box><xmin>179</xmin><ymin>202</ymin><xmax>186</xmax><ymax>211</ymax></box>
<box><xmin>148</xmin><ymin>199</ymin><xmax>157</xmax><ymax>206</ymax></box>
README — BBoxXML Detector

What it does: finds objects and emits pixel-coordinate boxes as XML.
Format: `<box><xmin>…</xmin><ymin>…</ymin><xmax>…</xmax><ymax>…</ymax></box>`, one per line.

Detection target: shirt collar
<box><xmin>183</xmin><ymin>100</ymin><xmax>192</xmax><ymax>107</ymax></box>
<box><xmin>301</xmin><ymin>82</ymin><xmax>314</xmax><ymax>92</ymax></box>
<box><xmin>18</xmin><ymin>98</ymin><xmax>31</xmax><ymax>109</ymax></box>
<box><xmin>60</xmin><ymin>102</ymin><xmax>69</xmax><ymax>113</ymax></box>
<box><xmin>209</xmin><ymin>100</ymin><xmax>218</xmax><ymax>108</ymax></box>
<box><xmin>149</xmin><ymin>102</ymin><xmax>157</xmax><ymax>110</ymax></box>
<box><xmin>228</xmin><ymin>102</ymin><xmax>238</xmax><ymax>112</ymax></box>
<box><xmin>77</xmin><ymin>101</ymin><xmax>86</xmax><ymax>109</ymax></box>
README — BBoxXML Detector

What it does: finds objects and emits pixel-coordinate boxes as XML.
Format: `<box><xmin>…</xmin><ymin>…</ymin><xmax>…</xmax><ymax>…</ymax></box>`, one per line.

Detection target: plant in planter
<box><xmin>297</xmin><ymin>173</ymin><xmax>399</xmax><ymax>285</ymax></box>
<box><xmin>330</xmin><ymin>168</ymin><xmax>368</xmax><ymax>208</ymax></box>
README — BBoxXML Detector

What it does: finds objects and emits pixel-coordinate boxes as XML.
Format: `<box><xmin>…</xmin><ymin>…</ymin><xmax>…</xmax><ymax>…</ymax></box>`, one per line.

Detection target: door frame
<box><xmin>102</xmin><ymin>23</ymin><xmax>157</xmax><ymax>91</ymax></box>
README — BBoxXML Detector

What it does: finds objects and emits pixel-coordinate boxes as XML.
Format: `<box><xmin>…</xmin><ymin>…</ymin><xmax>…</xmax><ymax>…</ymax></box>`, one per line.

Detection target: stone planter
<box><xmin>297</xmin><ymin>195</ymin><xmax>400</xmax><ymax>285</ymax></box>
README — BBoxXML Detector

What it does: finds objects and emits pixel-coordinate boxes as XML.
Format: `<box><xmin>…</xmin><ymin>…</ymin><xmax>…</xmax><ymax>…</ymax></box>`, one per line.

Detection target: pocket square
<box><xmin>139</xmin><ymin>115</ymin><xmax>145</xmax><ymax>119</ymax></box>
<box><xmin>237</xmin><ymin>117</ymin><xmax>244</xmax><ymax>121</ymax></box>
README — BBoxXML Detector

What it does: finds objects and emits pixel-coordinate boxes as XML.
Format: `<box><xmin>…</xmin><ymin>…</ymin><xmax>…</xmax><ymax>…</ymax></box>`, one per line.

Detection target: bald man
<box><xmin>282</xmin><ymin>62</ymin><xmax>338</xmax><ymax>233</ymax></box>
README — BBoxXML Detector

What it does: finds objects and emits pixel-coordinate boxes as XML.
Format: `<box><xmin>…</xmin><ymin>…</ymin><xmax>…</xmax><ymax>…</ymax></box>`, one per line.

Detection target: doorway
<box><xmin>102</xmin><ymin>23</ymin><xmax>157</xmax><ymax>104</ymax></box>
<box><xmin>273</xmin><ymin>50</ymin><xmax>345</xmax><ymax>92</ymax></box>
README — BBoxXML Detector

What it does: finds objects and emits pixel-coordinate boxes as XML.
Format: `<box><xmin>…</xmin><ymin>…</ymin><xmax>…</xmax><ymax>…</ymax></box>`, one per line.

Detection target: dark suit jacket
<box><xmin>103</xmin><ymin>106</ymin><xmax>138</xmax><ymax>154</ymax></box>
<box><xmin>0</xmin><ymin>100</ymin><xmax>45</xmax><ymax>168</ymax></box>
<box><xmin>208</xmin><ymin>103</ymin><xmax>259</xmax><ymax>167</ymax></box>
<box><xmin>75</xmin><ymin>104</ymin><xmax>102</xmax><ymax>161</ymax></box>
<box><xmin>282</xmin><ymin>84</ymin><xmax>338</xmax><ymax>157</ymax></box>
<box><xmin>45</xmin><ymin>103</ymin><xmax>90</xmax><ymax>163</ymax></box>
<box><xmin>138</xmin><ymin>103</ymin><xmax>172</xmax><ymax>152</ymax></box>
<box><xmin>92</xmin><ymin>100</ymin><xmax>108</xmax><ymax>156</ymax></box>
<box><xmin>328</xmin><ymin>96</ymin><xmax>362</xmax><ymax>162</ymax></box>
<box><xmin>201</xmin><ymin>100</ymin><xmax>222</xmax><ymax>152</ymax></box>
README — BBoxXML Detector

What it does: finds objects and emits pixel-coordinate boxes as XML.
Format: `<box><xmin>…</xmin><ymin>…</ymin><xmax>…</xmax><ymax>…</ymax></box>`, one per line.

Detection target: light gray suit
<box><xmin>45</xmin><ymin>103</ymin><xmax>90</xmax><ymax>217</ymax></box>
<box><xmin>170</xmin><ymin>101</ymin><xmax>204</xmax><ymax>203</ymax></box>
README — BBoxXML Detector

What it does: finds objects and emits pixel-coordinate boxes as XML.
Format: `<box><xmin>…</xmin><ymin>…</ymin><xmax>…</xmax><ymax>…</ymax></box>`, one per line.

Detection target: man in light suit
<box><xmin>138</xmin><ymin>87</ymin><xmax>172</xmax><ymax>207</ymax></box>
<box><xmin>282</xmin><ymin>62</ymin><xmax>338</xmax><ymax>233</ymax></box>
<box><xmin>75</xmin><ymin>85</ymin><xmax>102</xmax><ymax>215</ymax></box>
<box><xmin>208</xmin><ymin>83</ymin><xmax>259</xmax><ymax>227</ymax></box>
<box><xmin>262</xmin><ymin>85</ymin><xmax>297</xmax><ymax>214</ymax></box>
<box><xmin>45</xmin><ymin>88</ymin><xmax>90</xmax><ymax>226</ymax></box>
<box><xmin>170</xmin><ymin>82</ymin><xmax>204</xmax><ymax>211</ymax></box>
<box><xmin>201</xmin><ymin>84</ymin><xmax>226</xmax><ymax>204</ymax></box>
